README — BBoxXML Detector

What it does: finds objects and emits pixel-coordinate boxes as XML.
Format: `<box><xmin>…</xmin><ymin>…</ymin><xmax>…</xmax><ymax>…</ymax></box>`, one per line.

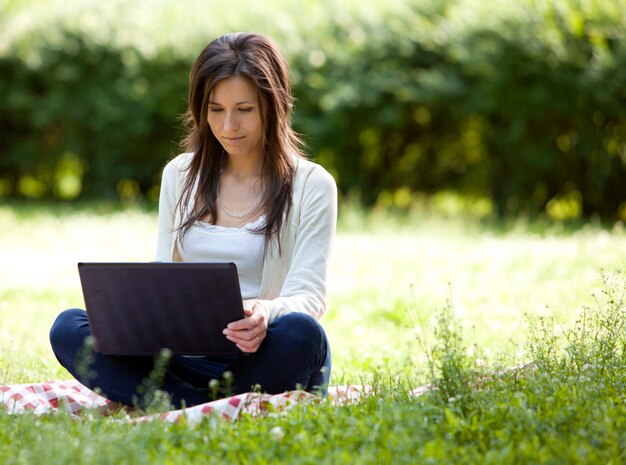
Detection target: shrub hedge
<box><xmin>1</xmin><ymin>0</ymin><xmax>625</xmax><ymax>219</ymax></box>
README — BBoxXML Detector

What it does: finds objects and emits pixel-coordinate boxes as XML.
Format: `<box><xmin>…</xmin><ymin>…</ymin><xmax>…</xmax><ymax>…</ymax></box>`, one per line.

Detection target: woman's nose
<box><xmin>224</xmin><ymin>112</ymin><xmax>239</xmax><ymax>131</ymax></box>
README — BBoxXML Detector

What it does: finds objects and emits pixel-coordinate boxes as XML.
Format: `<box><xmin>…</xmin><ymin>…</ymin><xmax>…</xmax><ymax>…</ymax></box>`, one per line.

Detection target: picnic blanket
<box><xmin>1</xmin><ymin>365</ymin><xmax>530</xmax><ymax>423</ymax></box>
<box><xmin>0</xmin><ymin>380</ymin><xmax>380</xmax><ymax>424</ymax></box>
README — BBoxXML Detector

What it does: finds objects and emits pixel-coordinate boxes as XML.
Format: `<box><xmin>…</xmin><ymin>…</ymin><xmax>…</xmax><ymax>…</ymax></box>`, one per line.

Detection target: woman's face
<box><xmin>207</xmin><ymin>75</ymin><xmax>264</xmax><ymax>162</ymax></box>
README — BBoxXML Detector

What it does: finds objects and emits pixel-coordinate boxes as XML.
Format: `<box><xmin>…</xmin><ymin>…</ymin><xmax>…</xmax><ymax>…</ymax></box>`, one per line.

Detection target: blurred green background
<box><xmin>1</xmin><ymin>0</ymin><xmax>625</xmax><ymax>220</ymax></box>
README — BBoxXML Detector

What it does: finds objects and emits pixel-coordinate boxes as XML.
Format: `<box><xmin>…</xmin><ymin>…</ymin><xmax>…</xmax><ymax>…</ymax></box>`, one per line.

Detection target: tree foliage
<box><xmin>1</xmin><ymin>0</ymin><xmax>625</xmax><ymax>219</ymax></box>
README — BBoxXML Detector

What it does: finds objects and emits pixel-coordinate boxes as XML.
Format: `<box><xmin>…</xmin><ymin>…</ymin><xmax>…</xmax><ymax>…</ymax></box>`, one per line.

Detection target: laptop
<box><xmin>78</xmin><ymin>262</ymin><xmax>245</xmax><ymax>356</ymax></box>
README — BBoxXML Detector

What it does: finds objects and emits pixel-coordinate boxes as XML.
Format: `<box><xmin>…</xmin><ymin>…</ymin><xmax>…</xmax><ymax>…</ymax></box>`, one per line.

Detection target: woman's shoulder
<box><xmin>292</xmin><ymin>156</ymin><xmax>337</xmax><ymax>209</ymax></box>
<box><xmin>293</xmin><ymin>156</ymin><xmax>336</xmax><ymax>190</ymax></box>
<box><xmin>165</xmin><ymin>152</ymin><xmax>194</xmax><ymax>172</ymax></box>
<box><xmin>162</xmin><ymin>152</ymin><xmax>194</xmax><ymax>182</ymax></box>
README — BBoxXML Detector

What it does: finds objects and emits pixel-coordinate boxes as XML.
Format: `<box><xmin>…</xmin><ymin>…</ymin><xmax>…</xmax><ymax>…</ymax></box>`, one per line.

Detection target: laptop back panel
<box><xmin>78</xmin><ymin>262</ymin><xmax>244</xmax><ymax>356</ymax></box>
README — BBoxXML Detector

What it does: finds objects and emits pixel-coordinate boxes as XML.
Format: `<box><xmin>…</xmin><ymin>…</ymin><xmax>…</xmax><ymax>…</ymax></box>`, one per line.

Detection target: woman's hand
<box><xmin>223</xmin><ymin>300</ymin><xmax>269</xmax><ymax>353</ymax></box>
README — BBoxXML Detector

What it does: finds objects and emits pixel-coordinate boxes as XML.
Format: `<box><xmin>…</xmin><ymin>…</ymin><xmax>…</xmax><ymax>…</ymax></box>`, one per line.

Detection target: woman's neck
<box><xmin>222</xmin><ymin>152</ymin><xmax>264</xmax><ymax>180</ymax></box>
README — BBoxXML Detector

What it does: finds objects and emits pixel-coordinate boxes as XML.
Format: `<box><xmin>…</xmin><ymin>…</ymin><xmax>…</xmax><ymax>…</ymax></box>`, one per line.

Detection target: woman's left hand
<box><xmin>223</xmin><ymin>300</ymin><xmax>269</xmax><ymax>353</ymax></box>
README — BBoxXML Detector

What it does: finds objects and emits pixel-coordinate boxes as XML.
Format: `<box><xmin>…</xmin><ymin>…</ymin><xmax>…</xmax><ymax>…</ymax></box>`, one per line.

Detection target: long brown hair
<box><xmin>175</xmin><ymin>32</ymin><xmax>303</xmax><ymax>254</ymax></box>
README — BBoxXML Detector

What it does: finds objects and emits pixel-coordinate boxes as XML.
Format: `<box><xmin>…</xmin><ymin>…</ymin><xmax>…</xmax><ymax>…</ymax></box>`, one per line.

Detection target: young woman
<box><xmin>49</xmin><ymin>32</ymin><xmax>337</xmax><ymax>409</ymax></box>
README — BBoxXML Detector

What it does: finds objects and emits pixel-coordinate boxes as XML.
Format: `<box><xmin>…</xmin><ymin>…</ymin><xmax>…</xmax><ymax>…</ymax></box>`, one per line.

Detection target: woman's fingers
<box><xmin>223</xmin><ymin>303</ymin><xmax>269</xmax><ymax>352</ymax></box>
<box><xmin>225</xmin><ymin>328</ymin><xmax>263</xmax><ymax>343</ymax></box>
<box><xmin>223</xmin><ymin>316</ymin><xmax>266</xmax><ymax>353</ymax></box>
<box><xmin>225</xmin><ymin>317</ymin><xmax>253</xmax><ymax>332</ymax></box>
<box><xmin>229</xmin><ymin>332</ymin><xmax>264</xmax><ymax>353</ymax></box>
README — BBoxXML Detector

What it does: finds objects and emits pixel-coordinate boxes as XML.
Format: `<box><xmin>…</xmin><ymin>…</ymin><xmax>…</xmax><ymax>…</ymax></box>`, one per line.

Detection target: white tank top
<box><xmin>178</xmin><ymin>216</ymin><xmax>265</xmax><ymax>299</ymax></box>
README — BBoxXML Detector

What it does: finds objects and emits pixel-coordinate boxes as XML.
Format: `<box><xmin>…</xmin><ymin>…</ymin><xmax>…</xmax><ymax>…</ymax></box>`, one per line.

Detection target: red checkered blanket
<box><xmin>0</xmin><ymin>366</ymin><xmax>531</xmax><ymax>423</ymax></box>
<box><xmin>0</xmin><ymin>380</ymin><xmax>378</xmax><ymax>423</ymax></box>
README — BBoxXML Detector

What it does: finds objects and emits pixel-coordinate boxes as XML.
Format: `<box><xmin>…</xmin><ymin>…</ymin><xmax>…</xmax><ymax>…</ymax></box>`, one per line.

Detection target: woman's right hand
<box><xmin>222</xmin><ymin>300</ymin><xmax>269</xmax><ymax>353</ymax></box>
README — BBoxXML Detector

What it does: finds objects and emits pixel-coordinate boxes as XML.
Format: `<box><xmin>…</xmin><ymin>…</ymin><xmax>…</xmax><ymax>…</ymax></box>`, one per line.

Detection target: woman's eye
<box><xmin>209</xmin><ymin>108</ymin><xmax>223</xmax><ymax>113</ymax></box>
<box><xmin>239</xmin><ymin>108</ymin><xmax>253</xmax><ymax>113</ymax></box>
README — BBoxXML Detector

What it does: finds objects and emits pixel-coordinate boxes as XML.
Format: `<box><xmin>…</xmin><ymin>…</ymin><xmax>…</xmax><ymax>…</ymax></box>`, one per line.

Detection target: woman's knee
<box><xmin>49</xmin><ymin>308</ymin><xmax>88</xmax><ymax>351</ymax></box>
<box><xmin>270</xmin><ymin>313</ymin><xmax>327</xmax><ymax>353</ymax></box>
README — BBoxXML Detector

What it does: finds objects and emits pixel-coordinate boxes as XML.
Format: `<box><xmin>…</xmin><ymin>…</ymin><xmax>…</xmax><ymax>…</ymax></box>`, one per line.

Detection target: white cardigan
<box><xmin>155</xmin><ymin>153</ymin><xmax>337</xmax><ymax>323</ymax></box>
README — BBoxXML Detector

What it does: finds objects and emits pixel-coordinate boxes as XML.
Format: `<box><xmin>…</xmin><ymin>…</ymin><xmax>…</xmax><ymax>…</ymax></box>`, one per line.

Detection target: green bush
<box><xmin>292</xmin><ymin>0</ymin><xmax>626</xmax><ymax>219</ymax></box>
<box><xmin>1</xmin><ymin>0</ymin><xmax>625</xmax><ymax>219</ymax></box>
<box><xmin>0</xmin><ymin>32</ymin><xmax>189</xmax><ymax>201</ymax></box>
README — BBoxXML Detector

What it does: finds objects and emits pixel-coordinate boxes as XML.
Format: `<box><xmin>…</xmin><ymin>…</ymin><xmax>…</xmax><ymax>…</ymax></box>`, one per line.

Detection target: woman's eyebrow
<box><xmin>208</xmin><ymin>100</ymin><xmax>255</xmax><ymax>105</ymax></box>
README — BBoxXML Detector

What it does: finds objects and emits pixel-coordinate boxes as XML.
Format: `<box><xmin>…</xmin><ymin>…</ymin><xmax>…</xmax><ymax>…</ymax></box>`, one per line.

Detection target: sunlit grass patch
<box><xmin>2</xmin><ymin>202</ymin><xmax>625</xmax><ymax>384</ymax></box>
<box><xmin>1</xmin><ymin>269</ymin><xmax>625</xmax><ymax>464</ymax></box>
<box><xmin>1</xmin><ymin>202</ymin><xmax>626</xmax><ymax>463</ymax></box>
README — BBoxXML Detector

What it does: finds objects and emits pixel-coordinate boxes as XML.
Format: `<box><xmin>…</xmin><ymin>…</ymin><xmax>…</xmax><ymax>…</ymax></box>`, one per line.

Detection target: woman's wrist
<box><xmin>254</xmin><ymin>300</ymin><xmax>270</xmax><ymax>323</ymax></box>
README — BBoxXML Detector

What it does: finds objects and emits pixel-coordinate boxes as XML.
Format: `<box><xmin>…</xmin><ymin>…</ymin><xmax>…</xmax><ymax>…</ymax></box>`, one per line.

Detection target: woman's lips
<box><xmin>223</xmin><ymin>136</ymin><xmax>245</xmax><ymax>144</ymax></box>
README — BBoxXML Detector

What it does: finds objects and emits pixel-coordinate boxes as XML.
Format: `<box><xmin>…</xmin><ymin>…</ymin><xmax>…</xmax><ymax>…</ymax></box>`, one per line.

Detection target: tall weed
<box><xmin>527</xmin><ymin>270</ymin><xmax>625</xmax><ymax>381</ymax></box>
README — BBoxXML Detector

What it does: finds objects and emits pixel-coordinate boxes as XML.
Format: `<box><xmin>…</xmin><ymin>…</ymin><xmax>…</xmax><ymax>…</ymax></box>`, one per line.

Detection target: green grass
<box><xmin>1</xmin><ymin>202</ymin><xmax>625</xmax><ymax>464</ymax></box>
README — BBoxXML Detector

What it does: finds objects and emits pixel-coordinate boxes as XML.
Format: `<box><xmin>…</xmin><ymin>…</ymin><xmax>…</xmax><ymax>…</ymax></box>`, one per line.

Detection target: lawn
<box><xmin>1</xmin><ymin>202</ymin><xmax>625</xmax><ymax>464</ymax></box>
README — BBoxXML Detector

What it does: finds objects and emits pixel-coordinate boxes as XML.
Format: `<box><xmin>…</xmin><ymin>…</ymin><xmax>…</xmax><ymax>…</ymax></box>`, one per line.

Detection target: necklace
<box><xmin>216</xmin><ymin>175</ymin><xmax>264</xmax><ymax>219</ymax></box>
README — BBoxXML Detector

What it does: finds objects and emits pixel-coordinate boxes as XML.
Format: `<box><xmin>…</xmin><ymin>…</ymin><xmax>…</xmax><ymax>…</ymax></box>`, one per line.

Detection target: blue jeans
<box><xmin>49</xmin><ymin>308</ymin><xmax>331</xmax><ymax>408</ymax></box>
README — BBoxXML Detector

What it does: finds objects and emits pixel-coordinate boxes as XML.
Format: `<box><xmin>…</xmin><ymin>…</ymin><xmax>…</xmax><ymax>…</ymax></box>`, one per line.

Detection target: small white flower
<box><xmin>271</xmin><ymin>426</ymin><xmax>285</xmax><ymax>442</ymax></box>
